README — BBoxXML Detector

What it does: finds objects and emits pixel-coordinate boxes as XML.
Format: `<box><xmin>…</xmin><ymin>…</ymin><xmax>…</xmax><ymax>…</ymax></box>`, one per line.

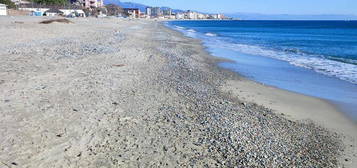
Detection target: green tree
<box><xmin>32</xmin><ymin>0</ymin><xmax>69</xmax><ymax>5</ymax></box>
<box><xmin>106</xmin><ymin>4</ymin><xmax>124</xmax><ymax>16</ymax></box>
<box><xmin>0</xmin><ymin>0</ymin><xmax>16</xmax><ymax>8</ymax></box>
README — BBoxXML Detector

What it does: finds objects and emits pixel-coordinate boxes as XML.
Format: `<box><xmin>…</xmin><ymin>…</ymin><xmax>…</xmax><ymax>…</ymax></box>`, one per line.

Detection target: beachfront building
<box><xmin>145</xmin><ymin>7</ymin><xmax>151</xmax><ymax>16</ymax></box>
<box><xmin>197</xmin><ymin>13</ymin><xmax>206</xmax><ymax>19</ymax></box>
<box><xmin>175</xmin><ymin>13</ymin><xmax>185</xmax><ymax>19</ymax></box>
<box><xmin>78</xmin><ymin>0</ymin><xmax>104</xmax><ymax>9</ymax></box>
<box><xmin>151</xmin><ymin>7</ymin><xmax>162</xmax><ymax>17</ymax></box>
<box><xmin>186</xmin><ymin>11</ymin><xmax>198</xmax><ymax>20</ymax></box>
<box><xmin>209</xmin><ymin>14</ymin><xmax>225</xmax><ymax>20</ymax></box>
<box><xmin>0</xmin><ymin>3</ymin><xmax>6</xmax><ymax>16</ymax></box>
<box><xmin>168</xmin><ymin>15</ymin><xmax>176</xmax><ymax>19</ymax></box>
<box><xmin>162</xmin><ymin>8</ymin><xmax>172</xmax><ymax>16</ymax></box>
<box><xmin>124</xmin><ymin>8</ymin><xmax>140</xmax><ymax>18</ymax></box>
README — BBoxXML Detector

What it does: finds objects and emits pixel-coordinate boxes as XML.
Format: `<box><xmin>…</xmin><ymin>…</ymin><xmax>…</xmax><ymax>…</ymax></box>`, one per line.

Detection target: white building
<box><xmin>78</xmin><ymin>0</ymin><xmax>103</xmax><ymax>9</ymax></box>
<box><xmin>186</xmin><ymin>11</ymin><xmax>197</xmax><ymax>20</ymax></box>
<box><xmin>151</xmin><ymin>7</ymin><xmax>162</xmax><ymax>17</ymax></box>
<box><xmin>175</xmin><ymin>13</ymin><xmax>184</xmax><ymax>19</ymax></box>
<box><xmin>197</xmin><ymin>13</ymin><xmax>206</xmax><ymax>19</ymax></box>
<box><xmin>210</xmin><ymin>14</ymin><xmax>225</xmax><ymax>20</ymax></box>
<box><xmin>162</xmin><ymin>8</ymin><xmax>172</xmax><ymax>16</ymax></box>
<box><xmin>146</xmin><ymin>7</ymin><xmax>151</xmax><ymax>16</ymax></box>
<box><xmin>0</xmin><ymin>4</ymin><xmax>6</xmax><ymax>16</ymax></box>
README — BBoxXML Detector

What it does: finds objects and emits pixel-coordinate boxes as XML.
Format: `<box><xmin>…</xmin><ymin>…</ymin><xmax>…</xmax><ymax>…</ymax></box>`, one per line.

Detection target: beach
<box><xmin>0</xmin><ymin>16</ymin><xmax>356</xmax><ymax>167</ymax></box>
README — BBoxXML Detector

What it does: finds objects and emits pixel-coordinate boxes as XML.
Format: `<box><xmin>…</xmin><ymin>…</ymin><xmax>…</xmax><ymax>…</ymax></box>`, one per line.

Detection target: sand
<box><xmin>221</xmin><ymin>79</ymin><xmax>357</xmax><ymax>167</ymax></box>
<box><xmin>0</xmin><ymin>16</ymin><xmax>355</xmax><ymax>167</ymax></box>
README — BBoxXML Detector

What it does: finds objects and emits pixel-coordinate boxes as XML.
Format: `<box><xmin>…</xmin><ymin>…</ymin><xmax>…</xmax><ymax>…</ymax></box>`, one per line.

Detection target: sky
<box><xmin>121</xmin><ymin>0</ymin><xmax>357</xmax><ymax>15</ymax></box>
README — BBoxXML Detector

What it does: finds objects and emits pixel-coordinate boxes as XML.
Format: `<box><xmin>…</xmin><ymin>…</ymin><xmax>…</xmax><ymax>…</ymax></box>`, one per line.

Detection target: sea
<box><xmin>166</xmin><ymin>20</ymin><xmax>357</xmax><ymax>120</ymax></box>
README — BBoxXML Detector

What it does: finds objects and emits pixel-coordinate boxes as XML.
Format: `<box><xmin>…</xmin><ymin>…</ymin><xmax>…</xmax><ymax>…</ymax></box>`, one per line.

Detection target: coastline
<box><xmin>166</xmin><ymin>20</ymin><xmax>357</xmax><ymax>121</ymax></box>
<box><xmin>0</xmin><ymin>16</ymin><xmax>355</xmax><ymax>167</ymax></box>
<box><xmin>164</xmin><ymin>21</ymin><xmax>357</xmax><ymax>167</ymax></box>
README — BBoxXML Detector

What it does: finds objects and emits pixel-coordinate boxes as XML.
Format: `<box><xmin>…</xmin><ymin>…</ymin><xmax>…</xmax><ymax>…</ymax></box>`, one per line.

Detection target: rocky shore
<box><xmin>0</xmin><ymin>17</ymin><xmax>353</xmax><ymax>167</ymax></box>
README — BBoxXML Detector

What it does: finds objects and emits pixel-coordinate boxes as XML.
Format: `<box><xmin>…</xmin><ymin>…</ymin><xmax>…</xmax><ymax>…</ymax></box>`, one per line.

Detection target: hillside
<box><xmin>103</xmin><ymin>0</ymin><xmax>185</xmax><ymax>13</ymax></box>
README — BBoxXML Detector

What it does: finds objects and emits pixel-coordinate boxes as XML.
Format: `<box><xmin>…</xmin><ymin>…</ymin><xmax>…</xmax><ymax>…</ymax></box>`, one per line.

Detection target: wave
<box><xmin>174</xmin><ymin>25</ymin><xmax>185</xmax><ymax>30</ymax></box>
<box><xmin>187</xmin><ymin>29</ymin><xmax>196</xmax><ymax>32</ymax></box>
<box><xmin>166</xmin><ymin>23</ymin><xmax>357</xmax><ymax>84</ymax></box>
<box><xmin>208</xmin><ymin>40</ymin><xmax>357</xmax><ymax>84</ymax></box>
<box><xmin>205</xmin><ymin>32</ymin><xmax>217</xmax><ymax>37</ymax></box>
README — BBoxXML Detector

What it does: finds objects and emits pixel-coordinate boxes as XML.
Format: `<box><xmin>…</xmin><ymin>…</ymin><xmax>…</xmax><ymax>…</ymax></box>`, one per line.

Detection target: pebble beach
<box><xmin>0</xmin><ymin>16</ymin><xmax>356</xmax><ymax>167</ymax></box>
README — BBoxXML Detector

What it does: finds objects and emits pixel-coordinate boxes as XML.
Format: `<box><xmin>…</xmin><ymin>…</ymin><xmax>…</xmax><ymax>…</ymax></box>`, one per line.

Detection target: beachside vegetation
<box><xmin>0</xmin><ymin>0</ymin><xmax>15</xmax><ymax>8</ymax></box>
<box><xmin>31</xmin><ymin>0</ymin><xmax>69</xmax><ymax>5</ymax></box>
<box><xmin>105</xmin><ymin>4</ymin><xmax>124</xmax><ymax>16</ymax></box>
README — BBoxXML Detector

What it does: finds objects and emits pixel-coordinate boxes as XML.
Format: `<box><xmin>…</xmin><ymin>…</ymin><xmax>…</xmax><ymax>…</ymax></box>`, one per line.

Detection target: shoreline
<box><xmin>163</xmin><ymin>21</ymin><xmax>357</xmax><ymax>167</ymax></box>
<box><xmin>0</xmin><ymin>16</ymin><xmax>355</xmax><ymax>167</ymax></box>
<box><xmin>166</xmin><ymin>20</ymin><xmax>357</xmax><ymax>121</ymax></box>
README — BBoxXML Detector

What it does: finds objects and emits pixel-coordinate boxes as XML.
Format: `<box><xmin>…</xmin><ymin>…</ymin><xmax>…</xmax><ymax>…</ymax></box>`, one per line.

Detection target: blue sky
<box><xmin>122</xmin><ymin>0</ymin><xmax>357</xmax><ymax>15</ymax></box>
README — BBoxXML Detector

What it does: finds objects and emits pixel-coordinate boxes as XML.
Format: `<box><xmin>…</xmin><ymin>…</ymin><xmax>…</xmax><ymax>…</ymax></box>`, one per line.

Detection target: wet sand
<box><xmin>221</xmin><ymin>79</ymin><xmax>357</xmax><ymax>167</ymax></box>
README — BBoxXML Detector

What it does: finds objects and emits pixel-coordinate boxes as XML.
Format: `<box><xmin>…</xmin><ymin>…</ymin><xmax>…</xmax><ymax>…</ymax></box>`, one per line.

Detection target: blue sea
<box><xmin>166</xmin><ymin>20</ymin><xmax>357</xmax><ymax>120</ymax></box>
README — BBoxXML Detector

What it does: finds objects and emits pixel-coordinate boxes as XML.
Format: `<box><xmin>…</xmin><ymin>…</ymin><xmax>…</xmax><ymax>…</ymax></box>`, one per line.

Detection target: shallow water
<box><xmin>167</xmin><ymin>20</ymin><xmax>357</xmax><ymax>120</ymax></box>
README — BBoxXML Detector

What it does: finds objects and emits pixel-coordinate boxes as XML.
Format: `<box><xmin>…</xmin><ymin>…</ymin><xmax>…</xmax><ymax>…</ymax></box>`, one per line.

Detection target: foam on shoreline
<box><xmin>168</xmin><ymin>22</ymin><xmax>357</xmax><ymax>85</ymax></box>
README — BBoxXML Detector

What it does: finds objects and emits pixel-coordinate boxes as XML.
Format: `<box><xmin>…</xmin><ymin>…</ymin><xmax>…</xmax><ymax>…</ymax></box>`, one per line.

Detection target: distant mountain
<box><xmin>225</xmin><ymin>13</ymin><xmax>357</xmax><ymax>20</ymax></box>
<box><xmin>103</xmin><ymin>0</ymin><xmax>187</xmax><ymax>13</ymax></box>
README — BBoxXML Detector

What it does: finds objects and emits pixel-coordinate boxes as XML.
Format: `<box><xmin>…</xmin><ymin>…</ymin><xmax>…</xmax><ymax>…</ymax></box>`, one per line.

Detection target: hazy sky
<box><xmin>121</xmin><ymin>0</ymin><xmax>357</xmax><ymax>15</ymax></box>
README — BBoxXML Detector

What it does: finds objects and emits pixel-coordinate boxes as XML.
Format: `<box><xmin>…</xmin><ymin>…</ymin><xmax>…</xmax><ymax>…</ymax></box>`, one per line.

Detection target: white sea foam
<box><xmin>174</xmin><ymin>26</ymin><xmax>185</xmax><ymax>29</ymax></box>
<box><xmin>205</xmin><ymin>33</ymin><xmax>217</xmax><ymax>37</ymax></box>
<box><xmin>187</xmin><ymin>29</ymin><xmax>196</xmax><ymax>32</ymax></box>
<box><xmin>167</xmin><ymin>23</ymin><xmax>357</xmax><ymax>84</ymax></box>
<box><xmin>213</xmin><ymin>41</ymin><xmax>357</xmax><ymax>84</ymax></box>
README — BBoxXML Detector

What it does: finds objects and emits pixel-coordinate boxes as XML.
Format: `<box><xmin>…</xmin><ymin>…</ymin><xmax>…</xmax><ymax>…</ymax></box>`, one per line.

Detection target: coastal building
<box><xmin>78</xmin><ymin>0</ymin><xmax>104</xmax><ymax>9</ymax></box>
<box><xmin>209</xmin><ymin>14</ymin><xmax>225</xmax><ymax>20</ymax></box>
<box><xmin>145</xmin><ymin>7</ymin><xmax>151</xmax><ymax>16</ymax></box>
<box><xmin>167</xmin><ymin>15</ymin><xmax>176</xmax><ymax>19</ymax></box>
<box><xmin>217</xmin><ymin>14</ymin><xmax>225</xmax><ymax>19</ymax></box>
<box><xmin>151</xmin><ymin>7</ymin><xmax>162</xmax><ymax>17</ymax></box>
<box><xmin>197</xmin><ymin>13</ymin><xmax>206</xmax><ymax>19</ymax></box>
<box><xmin>175</xmin><ymin>13</ymin><xmax>185</xmax><ymax>19</ymax></box>
<box><xmin>0</xmin><ymin>4</ymin><xmax>6</xmax><ymax>16</ymax></box>
<box><xmin>186</xmin><ymin>11</ymin><xmax>197</xmax><ymax>20</ymax></box>
<box><xmin>124</xmin><ymin>8</ymin><xmax>140</xmax><ymax>18</ymax></box>
<box><xmin>162</xmin><ymin>8</ymin><xmax>172</xmax><ymax>16</ymax></box>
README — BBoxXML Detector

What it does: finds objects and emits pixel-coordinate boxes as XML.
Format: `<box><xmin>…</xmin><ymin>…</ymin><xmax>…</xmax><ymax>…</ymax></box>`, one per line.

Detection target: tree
<box><xmin>32</xmin><ymin>0</ymin><xmax>69</xmax><ymax>5</ymax></box>
<box><xmin>105</xmin><ymin>4</ymin><xmax>124</xmax><ymax>16</ymax></box>
<box><xmin>0</xmin><ymin>0</ymin><xmax>16</xmax><ymax>8</ymax></box>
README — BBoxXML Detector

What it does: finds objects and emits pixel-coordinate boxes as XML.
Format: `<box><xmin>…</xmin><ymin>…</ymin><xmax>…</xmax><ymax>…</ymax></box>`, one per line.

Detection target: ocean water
<box><xmin>166</xmin><ymin>20</ymin><xmax>357</xmax><ymax>120</ymax></box>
